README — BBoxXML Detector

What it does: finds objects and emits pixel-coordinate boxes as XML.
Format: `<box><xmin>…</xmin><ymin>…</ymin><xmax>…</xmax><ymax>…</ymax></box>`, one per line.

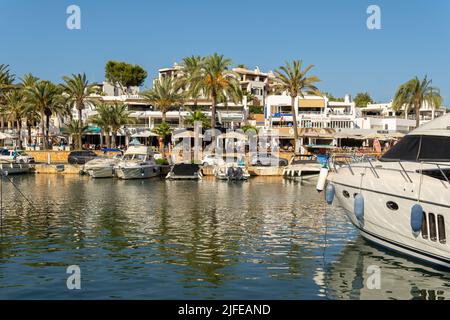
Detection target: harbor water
<box><xmin>0</xmin><ymin>175</ymin><xmax>448</xmax><ymax>299</ymax></box>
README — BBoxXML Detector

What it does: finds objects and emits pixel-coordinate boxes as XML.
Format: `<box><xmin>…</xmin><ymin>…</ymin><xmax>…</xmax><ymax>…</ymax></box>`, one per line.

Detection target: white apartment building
<box><xmin>265</xmin><ymin>94</ymin><xmax>357</xmax><ymax>130</ymax></box>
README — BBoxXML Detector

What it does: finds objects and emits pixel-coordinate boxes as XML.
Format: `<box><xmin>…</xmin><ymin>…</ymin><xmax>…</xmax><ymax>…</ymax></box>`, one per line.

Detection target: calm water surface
<box><xmin>0</xmin><ymin>175</ymin><xmax>448</xmax><ymax>299</ymax></box>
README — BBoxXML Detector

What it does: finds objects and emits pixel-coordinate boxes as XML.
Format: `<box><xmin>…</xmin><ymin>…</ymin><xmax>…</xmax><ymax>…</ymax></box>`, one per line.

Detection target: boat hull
<box><xmin>331</xmin><ymin>162</ymin><xmax>450</xmax><ymax>269</ymax></box>
<box><xmin>116</xmin><ymin>166</ymin><xmax>160</xmax><ymax>180</ymax></box>
<box><xmin>87</xmin><ymin>166</ymin><xmax>115</xmax><ymax>178</ymax></box>
<box><xmin>0</xmin><ymin>163</ymin><xmax>32</xmax><ymax>175</ymax></box>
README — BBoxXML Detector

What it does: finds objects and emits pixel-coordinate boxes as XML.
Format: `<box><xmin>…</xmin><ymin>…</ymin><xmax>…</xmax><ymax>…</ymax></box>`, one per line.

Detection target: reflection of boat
<box><xmin>214</xmin><ymin>163</ymin><xmax>250</xmax><ymax>181</ymax></box>
<box><xmin>325</xmin><ymin>237</ymin><xmax>450</xmax><ymax>300</ymax></box>
<box><xmin>329</xmin><ymin>115</ymin><xmax>450</xmax><ymax>269</ymax></box>
<box><xmin>82</xmin><ymin>155</ymin><xmax>123</xmax><ymax>178</ymax></box>
<box><xmin>0</xmin><ymin>161</ymin><xmax>32</xmax><ymax>175</ymax></box>
<box><xmin>166</xmin><ymin>163</ymin><xmax>202</xmax><ymax>180</ymax></box>
<box><xmin>115</xmin><ymin>146</ymin><xmax>160</xmax><ymax>180</ymax></box>
<box><xmin>283</xmin><ymin>154</ymin><xmax>324</xmax><ymax>182</ymax></box>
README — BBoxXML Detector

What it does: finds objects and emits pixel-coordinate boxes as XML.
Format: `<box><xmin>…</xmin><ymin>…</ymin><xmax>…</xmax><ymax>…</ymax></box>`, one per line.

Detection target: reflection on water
<box><xmin>0</xmin><ymin>175</ymin><xmax>448</xmax><ymax>299</ymax></box>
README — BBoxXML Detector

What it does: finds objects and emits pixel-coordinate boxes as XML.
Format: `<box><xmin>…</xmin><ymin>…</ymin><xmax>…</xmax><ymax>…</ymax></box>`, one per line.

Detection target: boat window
<box><xmin>123</xmin><ymin>154</ymin><xmax>134</xmax><ymax>160</ymax></box>
<box><xmin>381</xmin><ymin>136</ymin><xmax>420</xmax><ymax>162</ymax></box>
<box><xmin>429</xmin><ymin>213</ymin><xmax>437</xmax><ymax>242</ymax></box>
<box><xmin>419</xmin><ymin>136</ymin><xmax>450</xmax><ymax>161</ymax></box>
<box><xmin>135</xmin><ymin>154</ymin><xmax>146</xmax><ymax>161</ymax></box>
<box><xmin>437</xmin><ymin>215</ymin><xmax>446</xmax><ymax>244</ymax></box>
<box><xmin>343</xmin><ymin>190</ymin><xmax>350</xmax><ymax>198</ymax></box>
<box><xmin>421</xmin><ymin>212</ymin><xmax>428</xmax><ymax>239</ymax></box>
<box><xmin>386</xmin><ymin>201</ymin><xmax>399</xmax><ymax>211</ymax></box>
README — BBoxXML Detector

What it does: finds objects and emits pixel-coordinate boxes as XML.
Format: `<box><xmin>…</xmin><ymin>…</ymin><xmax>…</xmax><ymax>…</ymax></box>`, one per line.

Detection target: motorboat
<box><xmin>283</xmin><ymin>154</ymin><xmax>326</xmax><ymax>182</ymax></box>
<box><xmin>81</xmin><ymin>154</ymin><xmax>123</xmax><ymax>178</ymax></box>
<box><xmin>166</xmin><ymin>163</ymin><xmax>202</xmax><ymax>180</ymax></box>
<box><xmin>115</xmin><ymin>146</ymin><xmax>160</xmax><ymax>180</ymax></box>
<box><xmin>214</xmin><ymin>162</ymin><xmax>250</xmax><ymax>181</ymax></box>
<box><xmin>0</xmin><ymin>161</ymin><xmax>33</xmax><ymax>175</ymax></box>
<box><xmin>327</xmin><ymin>115</ymin><xmax>450</xmax><ymax>269</ymax></box>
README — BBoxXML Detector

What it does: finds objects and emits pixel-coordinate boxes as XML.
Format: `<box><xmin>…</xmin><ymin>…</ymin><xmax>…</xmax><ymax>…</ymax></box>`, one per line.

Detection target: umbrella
<box><xmin>172</xmin><ymin>130</ymin><xmax>204</xmax><ymax>139</ymax></box>
<box><xmin>129</xmin><ymin>138</ymin><xmax>142</xmax><ymax>146</ymax></box>
<box><xmin>131</xmin><ymin>130</ymin><xmax>158</xmax><ymax>138</ymax></box>
<box><xmin>217</xmin><ymin>131</ymin><xmax>248</xmax><ymax>140</ymax></box>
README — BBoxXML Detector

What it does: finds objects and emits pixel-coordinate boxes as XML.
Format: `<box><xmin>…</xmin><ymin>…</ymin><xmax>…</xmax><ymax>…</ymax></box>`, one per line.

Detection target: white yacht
<box><xmin>82</xmin><ymin>154</ymin><xmax>123</xmax><ymax>178</ymax></box>
<box><xmin>115</xmin><ymin>146</ymin><xmax>160</xmax><ymax>180</ymax></box>
<box><xmin>283</xmin><ymin>154</ymin><xmax>323</xmax><ymax>182</ymax></box>
<box><xmin>327</xmin><ymin>115</ymin><xmax>450</xmax><ymax>269</ymax></box>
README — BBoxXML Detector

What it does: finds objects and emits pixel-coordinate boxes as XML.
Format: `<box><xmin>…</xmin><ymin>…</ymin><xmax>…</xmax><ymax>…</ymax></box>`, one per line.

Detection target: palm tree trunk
<box><xmin>17</xmin><ymin>120</ymin><xmax>22</xmax><ymax>149</ymax></box>
<box><xmin>78</xmin><ymin>107</ymin><xmax>83</xmax><ymax>150</ymax></box>
<box><xmin>162</xmin><ymin>111</ymin><xmax>167</xmax><ymax>123</ymax></box>
<box><xmin>105</xmin><ymin>130</ymin><xmax>111</xmax><ymax>148</ymax></box>
<box><xmin>159</xmin><ymin>137</ymin><xmax>165</xmax><ymax>157</ymax></box>
<box><xmin>40</xmin><ymin>111</ymin><xmax>47</xmax><ymax>150</ymax></box>
<box><xmin>291</xmin><ymin>96</ymin><xmax>299</xmax><ymax>152</ymax></box>
<box><xmin>112</xmin><ymin>132</ymin><xmax>117</xmax><ymax>148</ymax></box>
<box><xmin>211</xmin><ymin>93</ymin><xmax>217</xmax><ymax>130</ymax></box>
<box><xmin>27</xmin><ymin>121</ymin><xmax>32</xmax><ymax>146</ymax></box>
<box><xmin>415</xmin><ymin>104</ymin><xmax>421</xmax><ymax>128</ymax></box>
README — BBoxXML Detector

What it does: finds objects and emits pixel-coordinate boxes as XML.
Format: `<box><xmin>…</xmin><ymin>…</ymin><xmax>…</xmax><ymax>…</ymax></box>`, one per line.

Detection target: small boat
<box><xmin>283</xmin><ymin>154</ymin><xmax>325</xmax><ymax>182</ymax></box>
<box><xmin>0</xmin><ymin>161</ymin><xmax>32</xmax><ymax>175</ymax></box>
<box><xmin>82</xmin><ymin>155</ymin><xmax>123</xmax><ymax>178</ymax></box>
<box><xmin>115</xmin><ymin>146</ymin><xmax>160</xmax><ymax>180</ymax></box>
<box><xmin>214</xmin><ymin>163</ymin><xmax>250</xmax><ymax>181</ymax></box>
<box><xmin>166</xmin><ymin>163</ymin><xmax>202</xmax><ymax>180</ymax></box>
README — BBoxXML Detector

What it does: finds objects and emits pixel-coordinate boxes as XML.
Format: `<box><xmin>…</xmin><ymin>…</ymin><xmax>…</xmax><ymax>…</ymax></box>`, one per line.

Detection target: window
<box><xmin>421</xmin><ymin>212</ymin><xmax>428</xmax><ymax>239</ymax></box>
<box><xmin>429</xmin><ymin>213</ymin><xmax>437</xmax><ymax>242</ymax></box>
<box><xmin>438</xmin><ymin>215</ymin><xmax>446</xmax><ymax>244</ymax></box>
<box><xmin>386</xmin><ymin>201</ymin><xmax>399</xmax><ymax>211</ymax></box>
<box><xmin>343</xmin><ymin>190</ymin><xmax>350</xmax><ymax>198</ymax></box>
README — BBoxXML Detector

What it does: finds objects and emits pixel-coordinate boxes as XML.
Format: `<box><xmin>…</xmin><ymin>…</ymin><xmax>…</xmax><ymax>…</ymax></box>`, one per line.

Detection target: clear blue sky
<box><xmin>1</xmin><ymin>0</ymin><xmax>449</xmax><ymax>103</ymax></box>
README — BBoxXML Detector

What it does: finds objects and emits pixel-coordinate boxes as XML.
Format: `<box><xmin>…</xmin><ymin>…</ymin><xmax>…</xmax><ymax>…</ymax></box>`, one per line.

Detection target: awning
<box><xmin>131</xmin><ymin>131</ymin><xmax>158</xmax><ymax>138</ymax></box>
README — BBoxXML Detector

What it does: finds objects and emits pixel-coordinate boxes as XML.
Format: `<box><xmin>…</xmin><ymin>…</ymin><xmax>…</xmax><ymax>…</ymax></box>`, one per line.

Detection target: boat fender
<box><xmin>316</xmin><ymin>167</ymin><xmax>329</xmax><ymax>192</ymax></box>
<box><xmin>410</xmin><ymin>204</ymin><xmax>423</xmax><ymax>233</ymax></box>
<box><xmin>354</xmin><ymin>194</ymin><xmax>364</xmax><ymax>221</ymax></box>
<box><xmin>325</xmin><ymin>184</ymin><xmax>335</xmax><ymax>205</ymax></box>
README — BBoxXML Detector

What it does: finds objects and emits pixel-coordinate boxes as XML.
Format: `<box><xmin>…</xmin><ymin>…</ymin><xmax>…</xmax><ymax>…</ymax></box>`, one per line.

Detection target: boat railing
<box><xmin>332</xmin><ymin>154</ymin><xmax>450</xmax><ymax>185</ymax></box>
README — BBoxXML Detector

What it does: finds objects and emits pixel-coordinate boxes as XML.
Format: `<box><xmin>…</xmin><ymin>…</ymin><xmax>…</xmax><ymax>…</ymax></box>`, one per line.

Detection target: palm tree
<box><xmin>184</xmin><ymin>110</ymin><xmax>210</xmax><ymax>128</ymax></box>
<box><xmin>141</xmin><ymin>77</ymin><xmax>184</xmax><ymax>123</ymax></box>
<box><xmin>109</xmin><ymin>103</ymin><xmax>135</xmax><ymax>147</ymax></box>
<box><xmin>392</xmin><ymin>76</ymin><xmax>443</xmax><ymax>128</ymax></box>
<box><xmin>61</xmin><ymin>73</ymin><xmax>96</xmax><ymax>148</ymax></box>
<box><xmin>0</xmin><ymin>64</ymin><xmax>15</xmax><ymax>129</ymax></box>
<box><xmin>178</xmin><ymin>55</ymin><xmax>205</xmax><ymax>107</ymax></box>
<box><xmin>24</xmin><ymin>80</ymin><xmax>61</xmax><ymax>150</ymax></box>
<box><xmin>198</xmin><ymin>53</ymin><xmax>242</xmax><ymax>129</ymax></box>
<box><xmin>152</xmin><ymin>122</ymin><xmax>173</xmax><ymax>156</ymax></box>
<box><xmin>274</xmin><ymin>60</ymin><xmax>321</xmax><ymax>152</ymax></box>
<box><xmin>89</xmin><ymin>103</ymin><xmax>113</xmax><ymax>147</ymax></box>
<box><xmin>62</xmin><ymin>119</ymin><xmax>89</xmax><ymax>149</ymax></box>
<box><xmin>1</xmin><ymin>90</ymin><xmax>26</xmax><ymax>148</ymax></box>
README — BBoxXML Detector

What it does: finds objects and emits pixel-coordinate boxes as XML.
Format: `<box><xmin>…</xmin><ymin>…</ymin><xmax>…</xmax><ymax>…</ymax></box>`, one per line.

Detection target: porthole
<box><xmin>343</xmin><ymin>190</ymin><xmax>350</xmax><ymax>198</ymax></box>
<box><xmin>386</xmin><ymin>201</ymin><xmax>399</xmax><ymax>211</ymax></box>
<box><xmin>353</xmin><ymin>193</ymin><xmax>359</xmax><ymax>198</ymax></box>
